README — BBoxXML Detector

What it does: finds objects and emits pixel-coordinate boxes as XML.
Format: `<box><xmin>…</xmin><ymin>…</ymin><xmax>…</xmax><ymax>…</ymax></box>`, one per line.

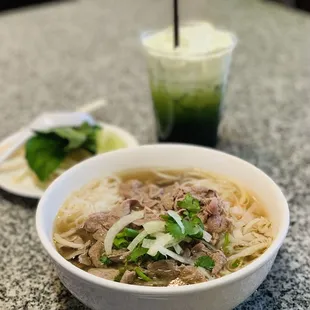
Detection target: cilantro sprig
<box><xmin>177</xmin><ymin>193</ymin><xmax>201</xmax><ymax>216</ymax></box>
<box><xmin>195</xmin><ymin>256</ymin><xmax>215</xmax><ymax>271</ymax></box>
<box><xmin>163</xmin><ymin>194</ymin><xmax>204</xmax><ymax>241</ymax></box>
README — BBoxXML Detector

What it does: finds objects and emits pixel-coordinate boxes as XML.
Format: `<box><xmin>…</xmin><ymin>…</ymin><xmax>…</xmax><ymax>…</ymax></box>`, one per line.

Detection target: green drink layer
<box><xmin>151</xmin><ymin>82</ymin><xmax>224</xmax><ymax>147</ymax></box>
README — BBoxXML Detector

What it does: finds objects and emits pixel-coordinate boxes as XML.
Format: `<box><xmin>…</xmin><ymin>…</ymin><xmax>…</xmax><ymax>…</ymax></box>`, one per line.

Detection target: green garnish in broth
<box><xmin>223</xmin><ymin>232</ymin><xmax>230</xmax><ymax>254</ymax></box>
<box><xmin>113</xmin><ymin>237</ymin><xmax>129</xmax><ymax>249</ymax></box>
<box><xmin>135</xmin><ymin>267</ymin><xmax>151</xmax><ymax>282</ymax></box>
<box><xmin>128</xmin><ymin>246</ymin><xmax>148</xmax><ymax>263</ymax></box>
<box><xmin>177</xmin><ymin>193</ymin><xmax>201</xmax><ymax>215</ymax></box>
<box><xmin>195</xmin><ymin>256</ymin><xmax>215</xmax><ymax>271</ymax></box>
<box><xmin>100</xmin><ymin>255</ymin><xmax>112</xmax><ymax>265</ymax></box>
<box><xmin>116</xmin><ymin>228</ymin><xmax>140</xmax><ymax>239</ymax></box>
<box><xmin>231</xmin><ymin>259</ymin><xmax>241</xmax><ymax>269</ymax></box>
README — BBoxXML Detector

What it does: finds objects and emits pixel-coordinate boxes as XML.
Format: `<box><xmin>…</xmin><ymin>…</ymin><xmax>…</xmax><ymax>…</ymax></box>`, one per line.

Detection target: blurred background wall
<box><xmin>1</xmin><ymin>0</ymin><xmax>310</xmax><ymax>13</ymax></box>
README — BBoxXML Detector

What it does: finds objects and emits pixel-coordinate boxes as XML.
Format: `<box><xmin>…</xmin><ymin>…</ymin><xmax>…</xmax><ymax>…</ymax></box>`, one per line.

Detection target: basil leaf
<box><xmin>52</xmin><ymin>127</ymin><xmax>86</xmax><ymax>151</ymax></box>
<box><xmin>25</xmin><ymin>134</ymin><xmax>66</xmax><ymax>181</ymax></box>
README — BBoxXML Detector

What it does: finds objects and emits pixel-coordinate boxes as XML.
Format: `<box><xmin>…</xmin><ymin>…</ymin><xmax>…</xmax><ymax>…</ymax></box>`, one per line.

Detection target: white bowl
<box><xmin>36</xmin><ymin>144</ymin><xmax>289</xmax><ymax>310</ymax></box>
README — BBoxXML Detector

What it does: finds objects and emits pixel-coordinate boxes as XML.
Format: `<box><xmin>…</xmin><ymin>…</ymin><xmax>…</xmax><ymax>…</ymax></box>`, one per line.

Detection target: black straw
<box><xmin>173</xmin><ymin>0</ymin><xmax>179</xmax><ymax>48</ymax></box>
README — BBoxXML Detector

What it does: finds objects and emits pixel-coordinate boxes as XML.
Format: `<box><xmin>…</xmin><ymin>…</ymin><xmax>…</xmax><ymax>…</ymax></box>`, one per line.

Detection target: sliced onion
<box><xmin>142</xmin><ymin>238</ymin><xmax>156</xmax><ymax>249</ymax></box>
<box><xmin>127</xmin><ymin>230</ymin><xmax>148</xmax><ymax>252</ymax></box>
<box><xmin>143</xmin><ymin>221</ymin><xmax>165</xmax><ymax>234</ymax></box>
<box><xmin>197</xmin><ymin>267</ymin><xmax>213</xmax><ymax>280</ymax></box>
<box><xmin>167</xmin><ymin>210</ymin><xmax>185</xmax><ymax>234</ymax></box>
<box><xmin>157</xmin><ymin>246</ymin><xmax>194</xmax><ymax>265</ymax></box>
<box><xmin>147</xmin><ymin>233</ymin><xmax>174</xmax><ymax>256</ymax></box>
<box><xmin>202</xmin><ymin>230</ymin><xmax>212</xmax><ymax>243</ymax></box>
<box><xmin>104</xmin><ymin>210</ymin><xmax>144</xmax><ymax>255</ymax></box>
<box><xmin>173</xmin><ymin>243</ymin><xmax>183</xmax><ymax>255</ymax></box>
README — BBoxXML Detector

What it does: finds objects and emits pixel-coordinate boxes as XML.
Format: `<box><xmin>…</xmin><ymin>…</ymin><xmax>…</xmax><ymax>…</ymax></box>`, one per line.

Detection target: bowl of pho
<box><xmin>36</xmin><ymin>144</ymin><xmax>289</xmax><ymax>310</ymax></box>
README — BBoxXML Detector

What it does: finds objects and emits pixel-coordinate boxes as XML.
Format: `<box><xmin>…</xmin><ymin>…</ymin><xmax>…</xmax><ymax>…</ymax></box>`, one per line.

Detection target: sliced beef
<box><xmin>209</xmin><ymin>251</ymin><xmax>227</xmax><ymax>275</ymax></box>
<box><xmin>119</xmin><ymin>180</ymin><xmax>144</xmax><ymax>199</ymax></box>
<box><xmin>175</xmin><ymin>185</ymin><xmax>216</xmax><ymax>203</ymax></box>
<box><xmin>179</xmin><ymin>266</ymin><xmax>205</xmax><ymax>284</ymax></box>
<box><xmin>109</xmin><ymin>201</ymin><xmax>132</xmax><ymax>217</ymax></box>
<box><xmin>147</xmin><ymin>260</ymin><xmax>180</xmax><ymax>280</ymax></box>
<box><xmin>78</xmin><ymin>252</ymin><xmax>92</xmax><ymax>266</ymax></box>
<box><xmin>191</xmin><ymin>242</ymin><xmax>227</xmax><ymax>275</ymax></box>
<box><xmin>206</xmin><ymin>197</ymin><xmax>223</xmax><ymax>215</ymax></box>
<box><xmin>83</xmin><ymin>212</ymin><xmax>118</xmax><ymax>232</ymax></box>
<box><xmin>108</xmin><ymin>249</ymin><xmax>130</xmax><ymax>263</ymax></box>
<box><xmin>132</xmin><ymin>208</ymin><xmax>160</xmax><ymax>226</ymax></box>
<box><xmin>88</xmin><ymin>241</ymin><xmax>104</xmax><ymax>267</ymax></box>
<box><xmin>83</xmin><ymin>201</ymin><xmax>131</xmax><ymax>233</ymax></box>
<box><xmin>93</xmin><ymin>228</ymin><xmax>107</xmax><ymax>242</ymax></box>
<box><xmin>205</xmin><ymin>214</ymin><xmax>230</xmax><ymax>234</ymax></box>
<box><xmin>158</xmin><ymin>183</ymin><xmax>180</xmax><ymax>210</ymax></box>
<box><xmin>147</xmin><ymin>184</ymin><xmax>164</xmax><ymax>199</ymax></box>
<box><xmin>88</xmin><ymin>268</ymin><xmax>119</xmax><ymax>280</ymax></box>
<box><xmin>120</xmin><ymin>270</ymin><xmax>136</xmax><ymax>284</ymax></box>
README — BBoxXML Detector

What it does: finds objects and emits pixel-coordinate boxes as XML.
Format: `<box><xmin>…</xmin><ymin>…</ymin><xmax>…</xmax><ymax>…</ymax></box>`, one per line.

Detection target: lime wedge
<box><xmin>96</xmin><ymin>129</ymin><xmax>127</xmax><ymax>153</ymax></box>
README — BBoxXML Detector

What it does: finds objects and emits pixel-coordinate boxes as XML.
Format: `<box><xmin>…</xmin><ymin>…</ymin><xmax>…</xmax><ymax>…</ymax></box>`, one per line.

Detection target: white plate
<box><xmin>0</xmin><ymin>122</ymin><xmax>139</xmax><ymax>199</ymax></box>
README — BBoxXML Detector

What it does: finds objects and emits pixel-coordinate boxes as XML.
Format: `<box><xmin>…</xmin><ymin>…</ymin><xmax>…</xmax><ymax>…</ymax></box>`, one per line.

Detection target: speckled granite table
<box><xmin>0</xmin><ymin>0</ymin><xmax>310</xmax><ymax>309</ymax></box>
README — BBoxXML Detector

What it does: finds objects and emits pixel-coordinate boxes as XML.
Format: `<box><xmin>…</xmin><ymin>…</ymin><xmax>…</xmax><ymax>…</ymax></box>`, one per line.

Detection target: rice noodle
<box><xmin>55</xmin><ymin>178</ymin><xmax>122</xmax><ymax>232</ymax></box>
<box><xmin>54</xmin><ymin>233</ymin><xmax>84</xmax><ymax>249</ymax></box>
<box><xmin>59</xmin><ymin>228</ymin><xmax>78</xmax><ymax>238</ymax></box>
<box><xmin>227</xmin><ymin>243</ymin><xmax>269</xmax><ymax>261</ymax></box>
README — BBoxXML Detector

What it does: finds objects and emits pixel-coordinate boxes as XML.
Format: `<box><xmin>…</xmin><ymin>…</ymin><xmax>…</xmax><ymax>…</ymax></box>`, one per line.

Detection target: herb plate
<box><xmin>0</xmin><ymin>122</ymin><xmax>139</xmax><ymax>199</ymax></box>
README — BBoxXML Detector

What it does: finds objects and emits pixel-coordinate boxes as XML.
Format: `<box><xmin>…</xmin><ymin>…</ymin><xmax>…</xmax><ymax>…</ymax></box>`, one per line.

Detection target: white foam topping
<box><xmin>143</xmin><ymin>22</ymin><xmax>235</xmax><ymax>57</ymax></box>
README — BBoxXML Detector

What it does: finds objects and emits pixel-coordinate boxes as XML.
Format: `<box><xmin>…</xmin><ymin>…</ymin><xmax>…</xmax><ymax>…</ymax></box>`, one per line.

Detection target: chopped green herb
<box><xmin>116</xmin><ymin>228</ymin><xmax>139</xmax><ymax>239</ymax></box>
<box><xmin>191</xmin><ymin>216</ymin><xmax>204</xmax><ymax>229</ymax></box>
<box><xmin>135</xmin><ymin>267</ymin><xmax>151</xmax><ymax>282</ymax></box>
<box><xmin>223</xmin><ymin>232</ymin><xmax>230</xmax><ymax>254</ymax></box>
<box><xmin>182</xmin><ymin>219</ymin><xmax>203</xmax><ymax>238</ymax></box>
<box><xmin>128</xmin><ymin>246</ymin><xmax>148</xmax><ymax>262</ymax></box>
<box><xmin>99</xmin><ymin>255</ymin><xmax>111</xmax><ymax>265</ymax></box>
<box><xmin>113</xmin><ymin>237</ymin><xmax>129</xmax><ymax>249</ymax></box>
<box><xmin>165</xmin><ymin>220</ymin><xmax>185</xmax><ymax>240</ymax></box>
<box><xmin>231</xmin><ymin>259</ymin><xmax>241</xmax><ymax>269</ymax></box>
<box><xmin>195</xmin><ymin>256</ymin><xmax>215</xmax><ymax>271</ymax></box>
<box><xmin>177</xmin><ymin>193</ymin><xmax>201</xmax><ymax>214</ymax></box>
<box><xmin>164</xmin><ymin>212</ymin><xmax>204</xmax><ymax>241</ymax></box>
<box><xmin>160</xmin><ymin>214</ymin><xmax>170</xmax><ymax>221</ymax></box>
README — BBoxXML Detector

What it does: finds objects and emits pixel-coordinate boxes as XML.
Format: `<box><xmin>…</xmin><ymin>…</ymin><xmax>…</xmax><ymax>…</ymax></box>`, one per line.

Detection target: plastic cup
<box><xmin>141</xmin><ymin>23</ymin><xmax>237</xmax><ymax>147</ymax></box>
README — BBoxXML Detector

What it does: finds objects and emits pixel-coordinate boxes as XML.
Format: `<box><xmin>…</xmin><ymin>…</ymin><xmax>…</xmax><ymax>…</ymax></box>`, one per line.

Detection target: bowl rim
<box><xmin>36</xmin><ymin>144</ymin><xmax>289</xmax><ymax>294</ymax></box>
